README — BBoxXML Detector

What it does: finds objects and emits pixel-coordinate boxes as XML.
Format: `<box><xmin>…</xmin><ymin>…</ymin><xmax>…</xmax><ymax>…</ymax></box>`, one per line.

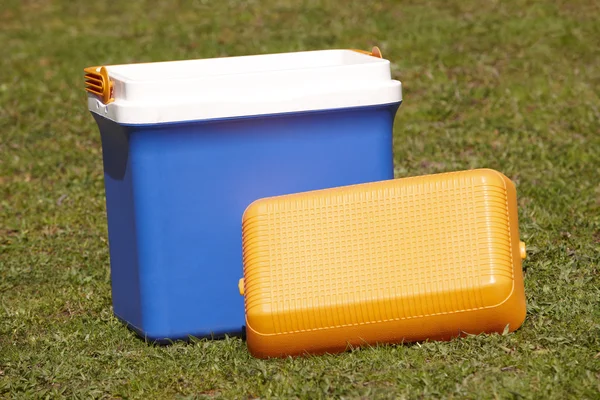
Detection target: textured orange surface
<box><xmin>241</xmin><ymin>169</ymin><xmax>526</xmax><ymax>358</ymax></box>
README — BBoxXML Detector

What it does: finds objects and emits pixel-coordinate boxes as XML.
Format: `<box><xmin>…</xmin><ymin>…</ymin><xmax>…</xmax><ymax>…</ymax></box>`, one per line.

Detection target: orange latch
<box><xmin>351</xmin><ymin>46</ymin><xmax>383</xmax><ymax>58</ymax></box>
<box><xmin>84</xmin><ymin>66</ymin><xmax>114</xmax><ymax>104</ymax></box>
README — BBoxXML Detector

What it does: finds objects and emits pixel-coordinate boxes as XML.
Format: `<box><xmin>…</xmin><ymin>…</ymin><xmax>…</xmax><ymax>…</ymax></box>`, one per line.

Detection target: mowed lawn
<box><xmin>1</xmin><ymin>0</ymin><xmax>599</xmax><ymax>398</ymax></box>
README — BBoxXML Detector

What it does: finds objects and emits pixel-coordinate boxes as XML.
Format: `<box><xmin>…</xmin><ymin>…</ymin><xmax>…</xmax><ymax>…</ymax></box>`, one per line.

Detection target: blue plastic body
<box><xmin>93</xmin><ymin>102</ymin><xmax>401</xmax><ymax>341</ymax></box>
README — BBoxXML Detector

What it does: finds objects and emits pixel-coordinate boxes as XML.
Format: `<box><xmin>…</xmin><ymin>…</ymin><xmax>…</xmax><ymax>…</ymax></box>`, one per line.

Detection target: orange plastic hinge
<box><xmin>84</xmin><ymin>66</ymin><xmax>114</xmax><ymax>104</ymax></box>
<box><xmin>350</xmin><ymin>46</ymin><xmax>383</xmax><ymax>58</ymax></box>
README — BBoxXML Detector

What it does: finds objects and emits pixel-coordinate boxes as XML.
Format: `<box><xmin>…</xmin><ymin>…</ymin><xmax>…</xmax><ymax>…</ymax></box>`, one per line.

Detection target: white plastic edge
<box><xmin>88</xmin><ymin>81</ymin><xmax>402</xmax><ymax>125</ymax></box>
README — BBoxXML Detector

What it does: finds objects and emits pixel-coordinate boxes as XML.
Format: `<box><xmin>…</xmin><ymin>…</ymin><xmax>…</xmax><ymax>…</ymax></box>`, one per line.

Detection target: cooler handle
<box><xmin>84</xmin><ymin>66</ymin><xmax>114</xmax><ymax>104</ymax></box>
<box><xmin>350</xmin><ymin>46</ymin><xmax>383</xmax><ymax>58</ymax></box>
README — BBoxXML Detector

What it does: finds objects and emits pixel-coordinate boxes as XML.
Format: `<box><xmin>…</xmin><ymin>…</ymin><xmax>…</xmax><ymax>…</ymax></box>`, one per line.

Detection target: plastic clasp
<box><xmin>84</xmin><ymin>66</ymin><xmax>114</xmax><ymax>104</ymax></box>
<box><xmin>519</xmin><ymin>241</ymin><xmax>527</xmax><ymax>259</ymax></box>
<box><xmin>238</xmin><ymin>278</ymin><xmax>245</xmax><ymax>296</ymax></box>
<box><xmin>350</xmin><ymin>46</ymin><xmax>383</xmax><ymax>58</ymax></box>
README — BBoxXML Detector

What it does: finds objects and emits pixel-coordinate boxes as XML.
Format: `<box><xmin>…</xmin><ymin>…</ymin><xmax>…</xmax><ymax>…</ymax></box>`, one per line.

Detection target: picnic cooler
<box><xmin>239</xmin><ymin>169</ymin><xmax>527</xmax><ymax>358</ymax></box>
<box><xmin>84</xmin><ymin>48</ymin><xmax>402</xmax><ymax>341</ymax></box>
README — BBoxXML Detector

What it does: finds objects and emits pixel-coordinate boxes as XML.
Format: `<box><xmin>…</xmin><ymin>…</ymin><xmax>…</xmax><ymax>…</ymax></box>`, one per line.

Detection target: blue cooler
<box><xmin>85</xmin><ymin>48</ymin><xmax>402</xmax><ymax>341</ymax></box>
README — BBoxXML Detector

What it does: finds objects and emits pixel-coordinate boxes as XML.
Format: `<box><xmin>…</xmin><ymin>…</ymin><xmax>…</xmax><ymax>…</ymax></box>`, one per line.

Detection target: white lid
<box><xmin>86</xmin><ymin>49</ymin><xmax>402</xmax><ymax>125</ymax></box>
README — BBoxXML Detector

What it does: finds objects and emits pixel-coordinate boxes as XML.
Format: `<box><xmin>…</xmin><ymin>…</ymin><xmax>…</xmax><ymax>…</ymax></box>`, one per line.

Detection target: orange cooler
<box><xmin>239</xmin><ymin>169</ymin><xmax>527</xmax><ymax>358</ymax></box>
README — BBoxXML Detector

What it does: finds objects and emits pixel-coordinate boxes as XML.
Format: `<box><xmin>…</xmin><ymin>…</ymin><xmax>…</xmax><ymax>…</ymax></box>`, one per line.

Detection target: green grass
<box><xmin>1</xmin><ymin>0</ymin><xmax>599</xmax><ymax>398</ymax></box>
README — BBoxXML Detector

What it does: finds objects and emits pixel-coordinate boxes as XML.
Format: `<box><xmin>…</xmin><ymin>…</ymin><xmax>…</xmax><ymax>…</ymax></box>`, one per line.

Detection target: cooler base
<box><xmin>96</xmin><ymin>103</ymin><xmax>401</xmax><ymax>341</ymax></box>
